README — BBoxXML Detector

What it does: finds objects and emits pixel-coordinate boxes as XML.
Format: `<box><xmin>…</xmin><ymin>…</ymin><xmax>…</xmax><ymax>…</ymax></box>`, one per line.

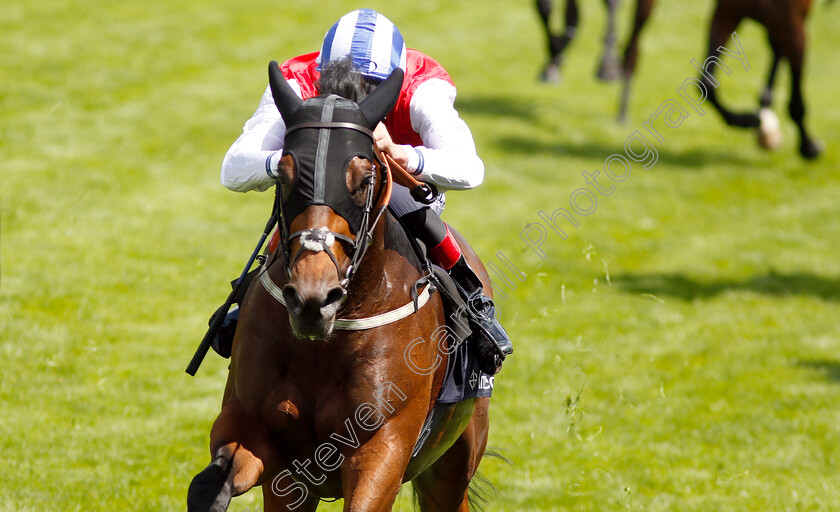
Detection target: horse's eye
<box><xmin>354</xmin><ymin>172</ymin><xmax>374</xmax><ymax>192</ymax></box>
<box><xmin>346</xmin><ymin>157</ymin><xmax>374</xmax><ymax>204</ymax></box>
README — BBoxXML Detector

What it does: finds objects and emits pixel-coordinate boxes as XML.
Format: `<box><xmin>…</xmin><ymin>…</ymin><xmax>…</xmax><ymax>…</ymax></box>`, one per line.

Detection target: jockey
<box><xmin>215</xmin><ymin>9</ymin><xmax>512</xmax><ymax>374</ymax></box>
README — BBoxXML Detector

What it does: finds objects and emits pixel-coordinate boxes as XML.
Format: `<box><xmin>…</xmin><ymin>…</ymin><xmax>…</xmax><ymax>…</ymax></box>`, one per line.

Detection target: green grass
<box><xmin>2</xmin><ymin>0</ymin><xmax>840</xmax><ymax>510</ymax></box>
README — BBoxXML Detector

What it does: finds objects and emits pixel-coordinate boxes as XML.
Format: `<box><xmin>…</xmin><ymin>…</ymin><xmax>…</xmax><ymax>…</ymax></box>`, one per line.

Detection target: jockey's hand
<box><xmin>373</xmin><ymin>122</ymin><xmax>410</xmax><ymax>169</ymax></box>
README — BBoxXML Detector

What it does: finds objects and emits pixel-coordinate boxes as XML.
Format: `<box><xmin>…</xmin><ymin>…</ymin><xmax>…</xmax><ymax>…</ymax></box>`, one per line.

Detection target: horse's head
<box><xmin>267</xmin><ymin>61</ymin><xmax>402</xmax><ymax>340</ymax></box>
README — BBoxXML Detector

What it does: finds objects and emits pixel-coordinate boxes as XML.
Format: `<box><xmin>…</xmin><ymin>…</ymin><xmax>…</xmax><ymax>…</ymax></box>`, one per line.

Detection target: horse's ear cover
<box><xmin>358</xmin><ymin>68</ymin><xmax>404</xmax><ymax>129</ymax></box>
<box><xmin>268</xmin><ymin>60</ymin><xmax>303</xmax><ymax>120</ymax></box>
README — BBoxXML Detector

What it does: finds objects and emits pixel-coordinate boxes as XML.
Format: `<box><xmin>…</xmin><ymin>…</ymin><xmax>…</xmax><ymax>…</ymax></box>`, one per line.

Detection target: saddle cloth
<box><xmin>429</xmin><ymin>265</ymin><xmax>495</xmax><ymax>404</ymax></box>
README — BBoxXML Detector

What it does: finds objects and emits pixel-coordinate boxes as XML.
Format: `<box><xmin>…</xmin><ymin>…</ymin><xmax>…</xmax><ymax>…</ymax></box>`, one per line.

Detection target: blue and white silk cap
<box><xmin>316</xmin><ymin>9</ymin><xmax>407</xmax><ymax>82</ymax></box>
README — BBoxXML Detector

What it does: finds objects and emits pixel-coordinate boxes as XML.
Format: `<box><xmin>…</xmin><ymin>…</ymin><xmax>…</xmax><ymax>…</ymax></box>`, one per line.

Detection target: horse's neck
<box><xmin>385</xmin><ymin>211</ymin><xmax>425</xmax><ymax>262</ymax></box>
<box><xmin>342</xmin><ymin>212</ymin><xmax>425</xmax><ymax>315</ymax></box>
<box><xmin>359</xmin><ymin>212</ymin><xmax>422</xmax><ymax>280</ymax></box>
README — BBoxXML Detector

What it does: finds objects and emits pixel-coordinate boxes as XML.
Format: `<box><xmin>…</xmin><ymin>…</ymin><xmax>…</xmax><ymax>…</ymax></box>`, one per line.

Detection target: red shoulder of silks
<box><xmin>279</xmin><ymin>52</ymin><xmax>321</xmax><ymax>100</ymax></box>
<box><xmin>385</xmin><ymin>49</ymin><xmax>456</xmax><ymax>146</ymax></box>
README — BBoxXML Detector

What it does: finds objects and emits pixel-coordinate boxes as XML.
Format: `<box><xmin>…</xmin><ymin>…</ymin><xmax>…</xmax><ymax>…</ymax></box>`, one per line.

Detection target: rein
<box><xmin>383</xmin><ymin>153</ymin><xmax>438</xmax><ymax>205</ymax></box>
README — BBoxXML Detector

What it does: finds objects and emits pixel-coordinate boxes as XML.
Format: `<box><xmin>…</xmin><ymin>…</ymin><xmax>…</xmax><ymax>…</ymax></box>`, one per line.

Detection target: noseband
<box><xmin>271</xmin><ymin>120</ymin><xmax>390</xmax><ymax>290</ymax></box>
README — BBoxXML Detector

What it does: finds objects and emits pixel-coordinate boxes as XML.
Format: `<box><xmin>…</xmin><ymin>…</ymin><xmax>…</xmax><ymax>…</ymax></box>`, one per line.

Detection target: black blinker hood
<box><xmin>282</xmin><ymin>95</ymin><xmax>374</xmax><ymax>234</ymax></box>
<box><xmin>268</xmin><ymin>61</ymin><xmax>404</xmax><ymax>235</ymax></box>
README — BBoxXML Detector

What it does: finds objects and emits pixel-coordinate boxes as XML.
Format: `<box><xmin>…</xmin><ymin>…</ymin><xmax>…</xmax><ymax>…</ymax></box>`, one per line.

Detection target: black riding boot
<box><xmin>208</xmin><ymin>268</ymin><xmax>260</xmax><ymax>359</ymax></box>
<box><xmin>447</xmin><ymin>256</ymin><xmax>513</xmax><ymax>374</ymax></box>
<box><xmin>209</xmin><ymin>305</ymin><xmax>238</xmax><ymax>359</ymax></box>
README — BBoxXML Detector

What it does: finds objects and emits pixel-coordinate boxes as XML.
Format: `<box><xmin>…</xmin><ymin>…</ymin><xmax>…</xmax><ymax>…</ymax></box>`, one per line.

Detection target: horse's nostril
<box><xmin>323</xmin><ymin>286</ymin><xmax>347</xmax><ymax>309</ymax></box>
<box><xmin>282</xmin><ymin>284</ymin><xmax>304</xmax><ymax>314</ymax></box>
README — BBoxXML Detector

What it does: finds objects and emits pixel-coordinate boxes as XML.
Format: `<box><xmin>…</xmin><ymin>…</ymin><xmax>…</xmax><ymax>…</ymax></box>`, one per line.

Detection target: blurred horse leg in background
<box><xmin>770</xmin><ymin>0</ymin><xmax>821</xmax><ymax>158</ymax></box>
<box><xmin>617</xmin><ymin>0</ymin><xmax>655</xmax><ymax>122</ymax></box>
<box><xmin>536</xmin><ymin>0</ymin><xmax>622</xmax><ymax>83</ymax></box>
<box><xmin>617</xmin><ymin>0</ymin><xmax>822</xmax><ymax>158</ymax></box>
<box><xmin>411</xmin><ymin>398</ymin><xmax>490</xmax><ymax>512</ymax></box>
<box><xmin>699</xmin><ymin>2</ymin><xmax>758</xmax><ymax>129</ymax></box>
<box><xmin>597</xmin><ymin>0</ymin><xmax>623</xmax><ymax>81</ymax></box>
<box><xmin>536</xmin><ymin>0</ymin><xmax>580</xmax><ymax>82</ymax></box>
<box><xmin>701</xmin><ymin>0</ymin><xmax>821</xmax><ymax>158</ymax></box>
<box><xmin>756</xmin><ymin>34</ymin><xmax>783</xmax><ymax>150</ymax></box>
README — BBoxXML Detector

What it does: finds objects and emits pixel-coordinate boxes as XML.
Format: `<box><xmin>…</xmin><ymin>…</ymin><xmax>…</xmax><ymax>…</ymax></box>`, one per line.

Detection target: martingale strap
<box><xmin>258</xmin><ymin>266</ymin><xmax>434</xmax><ymax>330</ymax></box>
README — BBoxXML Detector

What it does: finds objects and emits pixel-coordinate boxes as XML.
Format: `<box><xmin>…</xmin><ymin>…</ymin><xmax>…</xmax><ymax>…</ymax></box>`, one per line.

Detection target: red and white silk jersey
<box><xmin>221</xmin><ymin>49</ymin><xmax>483</xmax><ymax>194</ymax></box>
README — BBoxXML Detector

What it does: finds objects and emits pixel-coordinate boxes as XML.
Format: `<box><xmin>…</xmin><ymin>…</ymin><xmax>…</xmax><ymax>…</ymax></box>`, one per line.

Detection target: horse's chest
<box><xmin>260</xmin><ymin>392</ymin><xmax>366</xmax><ymax>496</ymax></box>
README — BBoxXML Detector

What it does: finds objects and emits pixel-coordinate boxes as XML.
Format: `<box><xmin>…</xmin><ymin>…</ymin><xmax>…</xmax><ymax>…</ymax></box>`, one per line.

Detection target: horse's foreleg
<box><xmin>411</xmin><ymin>398</ymin><xmax>490</xmax><ymax>512</ymax></box>
<box><xmin>339</xmin><ymin>442</ymin><xmax>410</xmax><ymax>511</ymax></box>
<box><xmin>782</xmin><ymin>18</ymin><xmax>821</xmax><ymax>158</ymax></box>
<box><xmin>618</xmin><ymin>0</ymin><xmax>655</xmax><ymax>121</ymax></box>
<box><xmin>597</xmin><ymin>0</ymin><xmax>622</xmax><ymax>81</ymax></box>
<box><xmin>536</xmin><ymin>0</ymin><xmax>558</xmax><ymax>80</ymax></box>
<box><xmin>339</xmin><ymin>413</ymin><xmax>427</xmax><ymax>512</ymax></box>
<box><xmin>756</xmin><ymin>39</ymin><xmax>784</xmax><ymax>150</ymax></box>
<box><xmin>188</xmin><ymin>393</ymin><xmax>273</xmax><ymax>512</ymax></box>
<box><xmin>188</xmin><ymin>441</ymin><xmax>265</xmax><ymax>512</ymax></box>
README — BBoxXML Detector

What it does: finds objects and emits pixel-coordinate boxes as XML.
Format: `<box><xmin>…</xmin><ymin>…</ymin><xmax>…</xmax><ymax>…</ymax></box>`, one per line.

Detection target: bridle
<box><xmin>269</xmin><ymin>120</ymin><xmax>393</xmax><ymax>291</ymax></box>
<box><xmin>259</xmin><ymin>118</ymin><xmax>441</xmax><ymax>332</ymax></box>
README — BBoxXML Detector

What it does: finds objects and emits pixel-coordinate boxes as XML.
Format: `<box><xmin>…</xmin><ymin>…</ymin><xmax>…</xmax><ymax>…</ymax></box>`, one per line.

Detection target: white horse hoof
<box><xmin>757</xmin><ymin>108</ymin><xmax>782</xmax><ymax>150</ymax></box>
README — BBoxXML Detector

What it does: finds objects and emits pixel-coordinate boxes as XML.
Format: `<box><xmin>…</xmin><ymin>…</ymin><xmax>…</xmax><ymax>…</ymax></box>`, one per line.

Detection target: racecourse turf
<box><xmin>2</xmin><ymin>0</ymin><xmax>839</xmax><ymax>510</ymax></box>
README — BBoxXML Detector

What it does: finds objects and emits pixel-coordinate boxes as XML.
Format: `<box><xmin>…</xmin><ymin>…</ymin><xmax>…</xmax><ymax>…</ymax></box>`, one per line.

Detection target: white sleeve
<box><xmin>408</xmin><ymin>79</ymin><xmax>484</xmax><ymax>191</ymax></box>
<box><xmin>220</xmin><ymin>81</ymin><xmax>303</xmax><ymax>192</ymax></box>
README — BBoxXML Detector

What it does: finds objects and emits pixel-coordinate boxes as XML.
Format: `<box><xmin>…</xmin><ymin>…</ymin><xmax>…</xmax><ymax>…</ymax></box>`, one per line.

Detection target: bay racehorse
<box><xmin>617</xmin><ymin>0</ymin><xmax>823</xmax><ymax>158</ymax></box>
<box><xmin>536</xmin><ymin>0</ymin><xmax>623</xmax><ymax>82</ymax></box>
<box><xmin>187</xmin><ymin>63</ymin><xmax>493</xmax><ymax>511</ymax></box>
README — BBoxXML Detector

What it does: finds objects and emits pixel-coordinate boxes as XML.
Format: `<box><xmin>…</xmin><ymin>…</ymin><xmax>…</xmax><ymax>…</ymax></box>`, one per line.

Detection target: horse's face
<box><xmin>267</xmin><ymin>61</ymin><xmax>403</xmax><ymax>340</ymax></box>
<box><xmin>276</xmin><ymin>152</ymin><xmax>377</xmax><ymax>340</ymax></box>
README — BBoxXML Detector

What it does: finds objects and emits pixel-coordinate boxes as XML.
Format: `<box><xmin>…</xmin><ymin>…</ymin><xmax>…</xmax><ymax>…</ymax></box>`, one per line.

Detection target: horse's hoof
<box><xmin>187</xmin><ymin>460</ymin><xmax>234</xmax><ymax>512</ymax></box>
<box><xmin>757</xmin><ymin>108</ymin><xmax>782</xmax><ymax>150</ymax></box>
<box><xmin>800</xmin><ymin>138</ymin><xmax>822</xmax><ymax>160</ymax></box>
<box><xmin>539</xmin><ymin>64</ymin><xmax>560</xmax><ymax>84</ymax></box>
<box><xmin>616</xmin><ymin>110</ymin><xmax>629</xmax><ymax>124</ymax></box>
<box><xmin>596</xmin><ymin>56</ymin><xmax>622</xmax><ymax>82</ymax></box>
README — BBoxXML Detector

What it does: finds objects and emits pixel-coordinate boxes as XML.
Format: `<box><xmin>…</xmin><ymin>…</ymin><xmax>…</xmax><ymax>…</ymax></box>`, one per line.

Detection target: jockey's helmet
<box><xmin>316</xmin><ymin>9</ymin><xmax>407</xmax><ymax>83</ymax></box>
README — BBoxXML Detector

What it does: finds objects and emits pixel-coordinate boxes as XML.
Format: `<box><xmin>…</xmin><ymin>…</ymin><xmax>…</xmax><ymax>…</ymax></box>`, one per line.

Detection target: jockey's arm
<box><xmin>220</xmin><ymin>81</ymin><xmax>303</xmax><ymax>193</ymax></box>
<box><xmin>403</xmin><ymin>78</ymin><xmax>485</xmax><ymax>191</ymax></box>
<box><xmin>221</xmin><ymin>77</ymin><xmax>483</xmax><ymax>193</ymax></box>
